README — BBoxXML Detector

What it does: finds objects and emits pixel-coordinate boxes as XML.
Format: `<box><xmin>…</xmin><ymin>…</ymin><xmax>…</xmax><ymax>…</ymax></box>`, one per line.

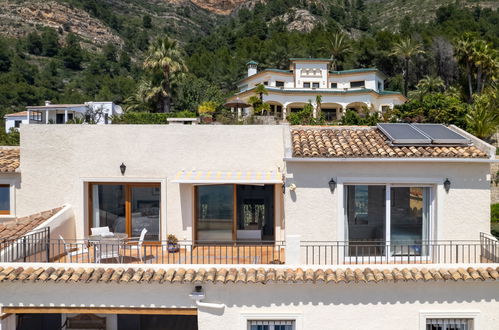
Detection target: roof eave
<box><xmin>284</xmin><ymin>157</ymin><xmax>497</xmax><ymax>163</ymax></box>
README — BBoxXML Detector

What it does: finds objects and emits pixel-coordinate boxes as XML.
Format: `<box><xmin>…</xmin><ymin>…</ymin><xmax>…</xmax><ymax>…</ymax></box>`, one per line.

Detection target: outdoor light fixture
<box><xmin>120</xmin><ymin>162</ymin><xmax>126</xmax><ymax>176</ymax></box>
<box><xmin>328</xmin><ymin>178</ymin><xmax>336</xmax><ymax>192</ymax></box>
<box><xmin>444</xmin><ymin>178</ymin><xmax>451</xmax><ymax>193</ymax></box>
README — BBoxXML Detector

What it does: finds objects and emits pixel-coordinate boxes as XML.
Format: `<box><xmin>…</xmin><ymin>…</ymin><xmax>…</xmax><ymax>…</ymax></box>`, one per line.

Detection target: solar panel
<box><xmin>377</xmin><ymin>123</ymin><xmax>431</xmax><ymax>144</ymax></box>
<box><xmin>412</xmin><ymin>124</ymin><xmax>470</xmax><ymax>145</ymax></box>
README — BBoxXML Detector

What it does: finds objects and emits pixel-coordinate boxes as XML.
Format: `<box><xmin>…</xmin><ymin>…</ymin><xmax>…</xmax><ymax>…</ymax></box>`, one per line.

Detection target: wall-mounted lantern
<box><xmin>444</xmin><ymin>178</ymin><xmax>451</xmax><ymax>193</ymax></box>
<box><xmin>120</xmin><ymin>162</ymin><xmax>126</xmax><ymax>176</ymax></box>
<box><xmin>328</xmin><ymin>178</ymin><xmax>336</xmax><ymax>193</ymax></box>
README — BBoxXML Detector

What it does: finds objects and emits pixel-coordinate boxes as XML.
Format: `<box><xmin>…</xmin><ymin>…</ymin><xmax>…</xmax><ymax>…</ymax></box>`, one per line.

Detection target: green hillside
<box><xmin>0</xmin><ymin>0</ymin><xmax>497</xmax><ymax>143</ymax></box>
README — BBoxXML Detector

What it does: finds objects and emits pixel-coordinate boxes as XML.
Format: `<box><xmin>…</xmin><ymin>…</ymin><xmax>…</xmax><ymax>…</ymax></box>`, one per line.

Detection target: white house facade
<box><xmin>0</xmin><ymin>124</ymin><xmax>498</xmax><ymax>330</ymax></box>
<box><xmin>227</xmin><ymin>59</ymin><xmax>407</xmax><ymax>121</ymax></box>
<box><xmin>4</xmin><ymin>101</ymin><xmax>123</xmax><ymax>132</ymax></box>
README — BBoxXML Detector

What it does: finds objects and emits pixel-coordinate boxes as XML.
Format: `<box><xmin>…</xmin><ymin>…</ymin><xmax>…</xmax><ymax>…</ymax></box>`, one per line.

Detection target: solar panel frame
<box><xmin>412</xmin><ymin>124</ymin><xmax>471</xmax><ymax>145</ymax></box>
<box><xmin>377</xmin><ymin>123</ymin><xmax>432</xmax><ymax>145</ymax></box>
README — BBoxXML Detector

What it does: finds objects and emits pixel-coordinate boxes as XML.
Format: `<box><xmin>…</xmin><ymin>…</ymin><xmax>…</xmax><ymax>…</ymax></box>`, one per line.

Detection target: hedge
<box><xmin>111</xmin><ymin>111</ymin><xmax>196</xmax><ymax>124</ymax></box>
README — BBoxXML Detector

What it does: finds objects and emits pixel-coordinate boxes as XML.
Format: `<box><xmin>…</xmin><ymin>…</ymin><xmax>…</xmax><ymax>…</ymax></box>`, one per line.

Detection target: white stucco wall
<box><xmin>4</xmin><ymin>117</ymin><xmax>28</xmax><ymax>133</ymax></box>
<box><xmin>0</xmin><ymin>278</ymin><xmax>498</xmax><ymax>330</ymax></box>
<box><xmin>284</xmin><ymin>161</ymin><xmax>491</xmax><ymax>242</ymax></box>
<box><xmin>17</xmin><ymin>125</ymin><xmax>286</xmax><ymax>240</ymax></box>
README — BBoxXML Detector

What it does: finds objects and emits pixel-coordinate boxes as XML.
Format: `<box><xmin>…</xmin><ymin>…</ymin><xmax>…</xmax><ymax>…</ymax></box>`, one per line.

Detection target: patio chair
<box><xmin>59</xmin><ymin>235</ymin><xmax>89</xmax><ymax>263</ymax></box>
<box><xmin>125</xmin><ymin>228</ymin><xmax>148</xmax><ymax>263</ymax></box>
<box><xmin>95</xmin><ymin>239</ymin><xmax>121</xmax><ymax>263</ymax></box>
<box><xmin>91</xmin><ymin>226</ymin><xmax>112</xmax><ymax>236</ymax></box>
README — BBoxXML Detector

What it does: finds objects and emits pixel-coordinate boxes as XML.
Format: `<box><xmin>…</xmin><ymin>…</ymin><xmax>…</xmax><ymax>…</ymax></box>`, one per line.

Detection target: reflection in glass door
<box><xmin>92</xmin><ymin>184</ymin><xmax>126</xmax><ymax>235</ymax></box>
<box><xmin>131</xmin><ymin>186</ymin><xmax>160</xmax><ymax>241</ymax></box>
<box><xmin>196</xmin><ymin>185</ymin><xmax>234</xmax><ymax>241</ymax></box>
<box><xmin>390</xmin><ymin>187</ymin><xmax>430</xmax><ymax>256</ymax></box>
<box><xmin>90</xmin><ymin>183</ymin><xmax>161</xmax><ymax>241</ymax></box>
<box><xmin>345</xmin><ymin>185</ymin><xmax>386</xmax><ymax>256</ymax></box>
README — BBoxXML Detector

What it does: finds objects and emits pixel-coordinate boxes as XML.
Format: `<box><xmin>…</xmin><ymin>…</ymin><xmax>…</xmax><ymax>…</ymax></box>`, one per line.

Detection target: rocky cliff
<box><xmin>0</xmin><ymin>1</ymin><xmax>123</xmax><ymax>48</ymax></box>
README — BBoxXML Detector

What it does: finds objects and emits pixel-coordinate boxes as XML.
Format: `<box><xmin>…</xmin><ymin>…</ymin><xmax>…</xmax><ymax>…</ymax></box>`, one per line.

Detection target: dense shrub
<box><xmin>492</xmin><ymin>203</ymin><xmax>499</xmax><ymax>223</ymax></box>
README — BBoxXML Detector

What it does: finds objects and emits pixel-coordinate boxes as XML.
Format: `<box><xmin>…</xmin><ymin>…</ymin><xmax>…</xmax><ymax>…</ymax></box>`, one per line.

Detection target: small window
<box><xmin>331</xmin><ymin>82</ymin><xmax>337</xmax><ymax>88</ymax></box>
<box><xmin>378</xmin><ymin>81</ymin><xmax>383</xmax><ymax>91</ymax></box>
<box><xmin>248</xmin><ymin>320</ymin><xmax>294</xmax><ymax>330</ymax></box>
<box><xmin>350</xmin><ymin>81</ymin><xmax>365</xmax><ymax>88</ymax></box>
<box><xmin>312</xmin><ymin>82</ymin><xmax>320</xmax><ymax>88</ymax></box>
<box><xmin>276</xmin><ymin>81</ymin><xmax>284</xmax><ymax>87</ymax></box>
<box><xmin>263</xmin><ymin>81</ymin><xmax>268</xmax><ymax>86</ymax></box>
<box><xmin>14</xmin><ymin>120</ymin><xmax>22</xmax><ymax>128</ymax></box>
<box><xmin>303</xmin><ymin>82</ymin><xmax>311</xmax><ymax>88</ymax></box>
<box><xmin>426</xmin><ymin>318</ymin><xmax>473</xmax><ymax>330</ymax></box>
<box><xmin>0</xmin><ymin>185</ymin><xmax>11</xmax><ymax>215</ymax></box>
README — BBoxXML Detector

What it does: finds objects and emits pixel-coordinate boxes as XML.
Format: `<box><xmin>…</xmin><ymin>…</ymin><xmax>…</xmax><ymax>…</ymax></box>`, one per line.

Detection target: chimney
<box><xmin>246</xmin><ymin>60</ymin><xmax>258</xmax><ymax>77</ymax></box>
<box><xmin>44</xmin><ymin>100</ymin><xmax>51</xmax><ymax>106</ymax></box>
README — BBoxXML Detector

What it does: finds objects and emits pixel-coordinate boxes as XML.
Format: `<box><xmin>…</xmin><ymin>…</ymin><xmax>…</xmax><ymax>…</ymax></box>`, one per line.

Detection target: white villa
<box><xmin>226</xmin><ymin>58</ymin><xmax>406</xmax><ymax>120</ymax></box>
<box><xmin>0</xmin><ymin>123</ymin><xmax>498</xmax><ymax>330</ymax></box>
<box><xmin>4</xmin><ymin>101</ymin><xmax>123</xmax><ymax>132</ymax></box>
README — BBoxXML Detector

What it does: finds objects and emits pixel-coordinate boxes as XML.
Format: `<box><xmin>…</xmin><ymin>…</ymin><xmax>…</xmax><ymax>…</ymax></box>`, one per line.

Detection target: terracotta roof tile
<box><xmin>1</xmin><ymin>266</ymin><xmax>498</xmax><ymax>284</ymax></box>
<box><xmin>291</xmin><ymin>127</ymin><xmax>489</xmax><ymax>158</ymax></box>
<box><xmin>0</xmin><ymin>147</ymin><xmax>20</xmax><ymax>172</ymax></box>
<box><xmin>0</xmin><ymin>207</ymin><xmax>62</xmax><ymax>241</ymax></box>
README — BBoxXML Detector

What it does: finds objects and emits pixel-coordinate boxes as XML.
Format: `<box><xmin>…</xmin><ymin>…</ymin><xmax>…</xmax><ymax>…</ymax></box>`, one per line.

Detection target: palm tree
<box><xmin>466</xmin><ymin>89</ymin><xmax>499</xmax><ymax>139</ymax></box>
<box><xmin>417</xmin><ymin>75</ymin><xmax>445</xmax><ymax>93</ymax></box>
<box><xmin>472</xmin><ymin>41</ymin><xmax>498</xmax><ymax>93</ymax></box>
<box><xmin>455</xmin><ymin>34</ymin><xmax>476</xmax><ymax>102</ymax></box>
<box><xmin>315</xmin><ymin>95</ymin><xmax>322</xmax><ymax>118</ymax></box>
<box><xmin>328</xmin><ymin>32</ymin><xmax>352</xmax><ymax>71</ymax></box>
<box><xmin>143</xmin><ymin>37</ymin><xmax>186</xmax><ymax>113</ymax></box>
<box><xmin>123</xmin><ymin>79</ymin><xmax>158</xmax><ymax>112</ymax></box>
<box><xmin>254</xmin><ymin>83</ymin><xmax>268</xmax><ymax>102</ymax></box>
<box><xmin>390</xmin><ymin>38</ymin><xmax>425</xmax><ymax>96</ymax></box>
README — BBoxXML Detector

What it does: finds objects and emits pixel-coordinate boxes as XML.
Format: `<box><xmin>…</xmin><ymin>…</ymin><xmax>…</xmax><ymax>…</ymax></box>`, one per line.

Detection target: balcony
<box><xmin>1</xmin><ymin>230</ymin><xmax>498</xmax><ymax>266</ymax></box>
<box><xmin>301</xmin><ymin>233</ymin><xmax>499</xmax><ymax>265</ymax></box>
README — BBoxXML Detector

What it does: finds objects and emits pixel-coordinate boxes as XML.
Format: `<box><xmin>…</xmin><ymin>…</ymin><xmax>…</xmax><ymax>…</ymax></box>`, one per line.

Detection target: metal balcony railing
<box><xmin>0</xmin><ymin>227</ymin><xmax>50</xmax><ymax>263</ymax></box>
<box><xmin>0</xmin><ymin>238</ymin><xmax>286</xmax><ymax>265</ymax></box>
<box><xmin>301</xmin><ymin>233</ymin><xmax>499</xmax><ymax>265</ymax></box>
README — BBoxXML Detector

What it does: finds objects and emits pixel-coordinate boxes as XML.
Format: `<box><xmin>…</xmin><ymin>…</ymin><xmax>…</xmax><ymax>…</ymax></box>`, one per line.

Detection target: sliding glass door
<box><xmin>90</xmin><ymin>183</ymin><xmax>161</xmax><ymax>242</ymax></box>
<box><xmin>195</xmin><ymin>184</ymin><xmax>275</xmax><ymax>242</ymax></box>
<box><xmin>196</xmin><ymin>185</ymin><xmax>234</xmax><ymax>241</ymax></box>
<box><xmin>130</xmin><ymin>186</ymin><xmax>161</xmax><ymax>241</ymax></box>
<box><xmin>345</xmin><ymin>184</ymin><xmax>432</xmax><ymax>258</ymax></box>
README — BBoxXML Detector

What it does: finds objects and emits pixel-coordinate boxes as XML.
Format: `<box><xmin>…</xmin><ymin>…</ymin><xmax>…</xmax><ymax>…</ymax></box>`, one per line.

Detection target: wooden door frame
<box><xmin>88</xmin><ymin>182</ymin><xmax>161</xmax><ymax>242</ymax></box>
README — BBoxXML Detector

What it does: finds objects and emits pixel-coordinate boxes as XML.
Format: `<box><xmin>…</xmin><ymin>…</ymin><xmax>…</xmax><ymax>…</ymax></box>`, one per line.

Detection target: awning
<box><xmin>171</xmin><ymin>170</ymin><xmax>283</xmax><ymax>184</ymax></box>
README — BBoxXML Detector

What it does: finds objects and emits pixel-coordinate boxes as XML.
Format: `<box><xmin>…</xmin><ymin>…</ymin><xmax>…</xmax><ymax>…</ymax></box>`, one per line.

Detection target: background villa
<box><xmin>3</xmin><ymin>101</ymin><xmax>123</xmax><ymax>132</ymax></box>
<box><xmin>0</xmin><ymin>123</ymin><xmax>498</xmax><ymax>330</ymax></box>
<box><xmin>226</xmin><ymin>59</ymin><xmax>407</xmax><ymax>121</ymax></box>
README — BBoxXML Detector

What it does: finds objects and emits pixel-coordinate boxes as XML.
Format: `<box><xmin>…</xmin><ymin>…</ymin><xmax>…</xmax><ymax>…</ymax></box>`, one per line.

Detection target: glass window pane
<box><xmin>196</xmin><ymin>185</ymin><xmax>234</xmax><ymax>241</ymax></box>
<box><xmin>131</xmin><ymin>186</ymin><xmax>160</xmax><ymax>241</ymax></box>
<box><xmin>391</xmin><ymin>187</ymin><xmax>430</xmax><ymax>256</ymax></box>
<box><xmin>92</xmin><ymin>184</ymin><xmax>126</xmax><ymax>234</ymax></box>
<box><xmin>346</xmin><ymin>185</ymin><xmax>386</xmax><ymax>256</ymax></box>
<box><xmin>0</xmin><ymin>185</ymin><xmax>10</xmax><ymax>211</ymax></box>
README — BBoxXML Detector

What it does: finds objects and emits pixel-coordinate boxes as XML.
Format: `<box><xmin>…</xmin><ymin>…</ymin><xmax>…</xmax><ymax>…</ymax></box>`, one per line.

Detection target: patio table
<box><xmin>88</xmin><ymin>233</ymin><xmax>128</xmax><ymax>263</ymax></box>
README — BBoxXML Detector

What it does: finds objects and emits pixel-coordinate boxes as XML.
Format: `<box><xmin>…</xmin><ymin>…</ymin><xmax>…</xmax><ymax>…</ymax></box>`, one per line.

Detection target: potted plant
<box><xmin>198</xmin><ymin>101</ymin><xmax>217</xmax><ymax>124</ymax></box>
<box><xmin>167</xmin><ymin>234</ymin><xmax>179</xmax><ymax>253</ymax></box>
